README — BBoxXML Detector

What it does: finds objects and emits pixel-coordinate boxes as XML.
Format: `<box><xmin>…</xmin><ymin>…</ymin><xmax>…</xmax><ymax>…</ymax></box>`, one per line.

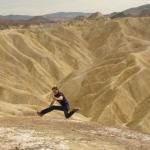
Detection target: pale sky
<box><xmin>0</xmin><ymin>0</ymin><xmax>150</xmax><ymax>16</ymax></box>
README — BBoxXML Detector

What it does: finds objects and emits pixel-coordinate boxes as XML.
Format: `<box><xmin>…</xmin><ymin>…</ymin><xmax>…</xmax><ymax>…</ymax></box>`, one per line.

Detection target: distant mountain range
<box><xmin>0</xmin><ymin>4</ymin><xmax>150</xmax><ymax>27</ymax></box>
<box><xmin>0</xmin><ymin>17</ymin><xmax>55</xmax><ymax>28</ymax></box>
<box><xmin>0</xmin><ymin>15</ymin><xmax>32</xmax><ymax>20</ymax></box>
<box><xmin>0</xmin><ymin>12</ymin><xmax>91</xmax><ymax>21</ymax></box>
<box><xmin>44</xmin><ymin>12</ymin><xmax>91</xmax><ymax>21</ymax></box>
<box><xmin>110</xmin><ymin>4</ymin><xmax>150</xmax><ymax>18</ymax></box>
<box><xmin>0</xmin><ymin>12</ymin><xmax>91</xmax><ymax>27</ymax></box>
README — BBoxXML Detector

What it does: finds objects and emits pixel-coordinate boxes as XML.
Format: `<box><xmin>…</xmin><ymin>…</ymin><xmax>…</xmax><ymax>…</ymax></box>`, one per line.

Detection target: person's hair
<box><xmin>51</xmin><ymin>86</ymin><xmax>59</xmax><ymax>90</ymax></box>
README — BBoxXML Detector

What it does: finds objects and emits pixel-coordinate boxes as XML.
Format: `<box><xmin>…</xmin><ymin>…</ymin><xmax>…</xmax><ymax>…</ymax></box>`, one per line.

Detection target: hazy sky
<box><xmin>0</xmin><ymin>0</ymin><xmax>150</xmax><ymax>15</ymax></box>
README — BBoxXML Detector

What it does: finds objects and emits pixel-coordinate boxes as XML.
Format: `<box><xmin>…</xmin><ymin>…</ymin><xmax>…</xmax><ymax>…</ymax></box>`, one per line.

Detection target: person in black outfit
<box><xmin>37</xmin><ymin>86</ymin><xmax>79</xmax><ymax>119</ymax></box>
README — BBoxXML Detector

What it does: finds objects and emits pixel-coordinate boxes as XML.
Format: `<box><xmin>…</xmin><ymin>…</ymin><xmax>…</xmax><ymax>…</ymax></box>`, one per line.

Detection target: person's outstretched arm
<box><xmin>48</xmin><ymin>93</ymin><xmax>56</xmax><ymax>107</ymax></box>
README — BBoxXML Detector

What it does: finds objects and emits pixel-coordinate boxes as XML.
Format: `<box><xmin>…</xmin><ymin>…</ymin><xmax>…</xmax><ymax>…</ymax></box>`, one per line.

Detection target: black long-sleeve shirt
<box><xmin>54</xmin><ymin>91</ymin><xmax>68</xmax><ymax>106</ymax></box>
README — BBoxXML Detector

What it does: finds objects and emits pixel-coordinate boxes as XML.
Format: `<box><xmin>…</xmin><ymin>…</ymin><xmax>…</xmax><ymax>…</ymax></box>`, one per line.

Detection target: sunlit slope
<box><xmin>0</xmin><ymin>25</ymin><xmax>93</xmax><ymax>115</ymax></box>
<box><xmin>60</xmin><ymin>17</ymin><xmax>150</xmax><ymax>133</ymax></box>
<box><xmin>1</xmin><ymin>15</ymin><xmax>150</xmax><ymax>133</ymax></box>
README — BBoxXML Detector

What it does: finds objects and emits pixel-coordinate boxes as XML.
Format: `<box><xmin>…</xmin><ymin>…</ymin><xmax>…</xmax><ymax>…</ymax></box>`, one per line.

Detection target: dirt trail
<box><xmin>0</xmin><ymin>117</ymin><xmax>150</xmax><ymax>150</ymax></box>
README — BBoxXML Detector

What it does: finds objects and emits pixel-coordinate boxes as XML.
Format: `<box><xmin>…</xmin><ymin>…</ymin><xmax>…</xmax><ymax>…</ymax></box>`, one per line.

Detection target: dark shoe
<box><xmin>37</xmin><ymin>111</ymin><xmax>43</xmax><ymax>117</ymax></box>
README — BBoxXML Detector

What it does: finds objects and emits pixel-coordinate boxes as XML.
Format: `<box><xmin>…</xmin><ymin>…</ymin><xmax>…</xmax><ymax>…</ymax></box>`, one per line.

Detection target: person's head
<box><xmin>51</xmin><ymin>86</ymin><xmax>59</xmax><ymax>95</ymax></box>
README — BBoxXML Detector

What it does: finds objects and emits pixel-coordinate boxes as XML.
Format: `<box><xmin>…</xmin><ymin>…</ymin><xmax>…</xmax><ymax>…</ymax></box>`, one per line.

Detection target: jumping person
<box><xmin>37</xmin><ymin>86</ymin><xmax>79</xmax><ymax>119</ymax></box>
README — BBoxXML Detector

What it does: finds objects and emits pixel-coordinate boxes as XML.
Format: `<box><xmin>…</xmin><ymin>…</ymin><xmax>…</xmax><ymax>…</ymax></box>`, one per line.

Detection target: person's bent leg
<box><xmin>40</xmin><ymin>105</ymin><xmax>65</xmax><ymax>116</ymax></box>
<box><xmin>63</xmin><ymin>103</ymin><xmax>75</xmax><ymax>119</ymax></box>
<box><xmin>64</xmin><ymin>107</ymin><xmax>80</xmax><ymax>119</ymax></box>
<box><xmin>64</xmin><ymin>109</ymin><xmax>76</xmax><ymax>119</ymax></box>
<box><xmin>39</xmin><ymin>106</ymin><xmax>54</xmax><ymax>116</ymax></box>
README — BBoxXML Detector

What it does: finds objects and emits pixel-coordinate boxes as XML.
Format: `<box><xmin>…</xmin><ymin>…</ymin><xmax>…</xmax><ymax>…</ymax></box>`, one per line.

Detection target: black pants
<box><xmin>40</xmin><ymin>103</ymin><xmax>75</xmax><ymax>119</ymax></box>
